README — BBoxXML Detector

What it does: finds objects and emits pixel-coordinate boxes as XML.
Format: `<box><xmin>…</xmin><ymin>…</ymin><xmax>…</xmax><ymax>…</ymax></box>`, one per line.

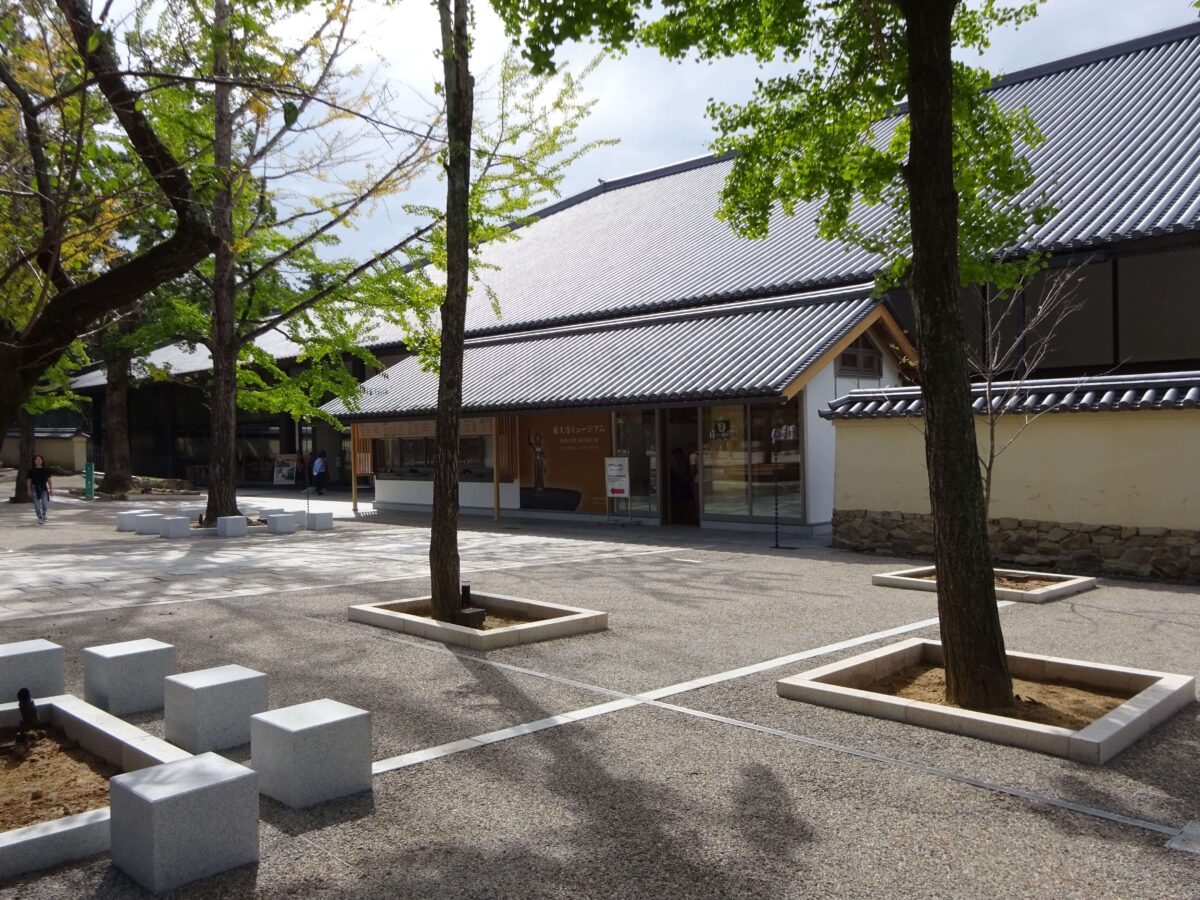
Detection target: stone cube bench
<box><xmin>266</xmin><ymin>514</ymin><xmax>296</xmax><ymax>535</ymax></box>
<box><xmin>84</xmin><ymin>639</ymin><xmax>176</xmax><ymax>715</ymax></box>
<box><xmin>307</xmin><ymin>511</ymin><xmax>333</xmax><ymax>531</ymax></box>
<box><xmin>0</xmin><ymin>639</ymin><xmax>64</xmax><ymax>702</ymax></box>
<box><xmin>165</xmin><ymin>665</ymin><xmax>268</xmax><ymax>752</ymax></box>
<box><xmin>216</xmin><ymin>516</ymin><xmax>248</xmax><ymax>538</ymax></box>
<box><xmin>133</xmin><ymin>513</ymin><xmax>166</xmax><ymax>535</ymax></box>
<box><xmin>116</xmin><ymin>510</ymin><xmax>152</xmax><ymax>532</ymax></box>
<box><xmin>159</xmin><ymin>516</ymin><xmax>191</xmax><ymax>539</ymax></box>
<box><xmin>251</xmin><ymin>699</ymin><xmax>372</xmax><ymax>808</ymax></box>
<box><xmin>110</xmin><ymin>752</ymin><xmax>259</xmax><ymax>894</ymax></box>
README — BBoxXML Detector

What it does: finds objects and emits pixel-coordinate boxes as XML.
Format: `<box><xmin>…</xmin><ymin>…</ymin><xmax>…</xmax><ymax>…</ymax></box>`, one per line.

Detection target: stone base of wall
<box><xmin>833</xmin><ymin>509</ymin><xmax>1200</xmax><ymax>583</ymax></box>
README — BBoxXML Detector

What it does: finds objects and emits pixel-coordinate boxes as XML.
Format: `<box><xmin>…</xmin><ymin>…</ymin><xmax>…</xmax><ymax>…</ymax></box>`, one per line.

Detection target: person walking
<box><xmin>311</xmin><ymin>449</ymin><xmax>328</xmax><ymax>495</ymax></box>
<box><xmin>27</xmin><ymin>454</ymin><xmax>52</xmax><ymax>524</ymax></box>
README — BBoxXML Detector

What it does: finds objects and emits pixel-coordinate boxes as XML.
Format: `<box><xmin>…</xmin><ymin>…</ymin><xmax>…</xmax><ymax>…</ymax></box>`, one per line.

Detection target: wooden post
<box><xmin>350</xmin><ymin>422</ymin><xmax>359</xmax><ymax>514</ymax></box>
<box><xmin>492</xmin><ymin>417</ymin><xmax>500</xmax><ymax>521</ymax></box>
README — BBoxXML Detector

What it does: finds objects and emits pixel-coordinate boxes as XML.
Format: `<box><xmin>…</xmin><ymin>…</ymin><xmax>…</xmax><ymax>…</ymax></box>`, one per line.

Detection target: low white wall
<box><xmin>374</xmin><ymin>478</ymin><xmax>519</xmax><ymax>510</ymax></box>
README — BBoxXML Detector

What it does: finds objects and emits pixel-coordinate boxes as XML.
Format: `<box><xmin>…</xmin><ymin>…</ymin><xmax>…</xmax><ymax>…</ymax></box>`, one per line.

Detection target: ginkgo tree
<box><xmin>0</xmin><ymin>0</ymin><xmax>217</xmax><ymax>440</ymax></box>
<box><xmin>115</xmin><ymin>0</ymin><xmax>438</xmax><ymax>522</ymax></box>
<box><xmin>492</xmin><ymin>0</ymin><xmax>1054</xmax><ymax>710</ymax></box>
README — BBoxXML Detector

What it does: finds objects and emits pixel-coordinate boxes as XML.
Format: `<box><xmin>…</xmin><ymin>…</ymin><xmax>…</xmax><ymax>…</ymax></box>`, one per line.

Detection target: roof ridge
<box><xmin>985</xmin><ymin>20</ymin><xmax>1200</xmax><ymax>91</ymax></box>
<box><xmin>525</xmin><ymin>22</ymin><xmax>1200</xmax><ymax>224</ymax></box>
<box><xmin>463</xmin><ymin>282</ymin><xmax>875</xmax><ymax>349</ymax></box>
<box><xmin>528</xmin><ymin>152</ymin><xmax>734</xmax><ymax>223</ymax></box>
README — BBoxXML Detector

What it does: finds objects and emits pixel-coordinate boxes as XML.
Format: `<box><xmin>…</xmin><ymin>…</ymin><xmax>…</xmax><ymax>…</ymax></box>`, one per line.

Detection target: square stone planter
<box><xmin>776</xmin><ymin>638</ymin><xmax>1195</xmax><ymax>764</ymax></box>
<box><xmin>348</xmin><ymin>592</ymin><xmax>607</xmax><ymax>650</ymax></box>
<box><xmin>0</xmin><ymin>694</ymin><xmax>191</xmax><ymax>880</ymax></box>
<box><xmin>871</xmin><ymin>565</ymin><xmax>1097</xmax><ymax>603</ymax></box>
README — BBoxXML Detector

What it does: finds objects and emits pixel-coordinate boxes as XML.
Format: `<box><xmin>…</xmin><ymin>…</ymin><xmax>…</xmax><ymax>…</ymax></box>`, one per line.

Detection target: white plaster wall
<box><xmin>806</xmin><ymin>332</ymin><xmax>903</xmax><ymax>525</ymax></box>
<box><xmin>375</xmin><ymin>478</ymin><xmax>519</xmax><ymax>510</ymax></box>
<box><xmin>803</xmin><ymin>364</ymin><xmax>837</xmax><ymax>526</ymax></box>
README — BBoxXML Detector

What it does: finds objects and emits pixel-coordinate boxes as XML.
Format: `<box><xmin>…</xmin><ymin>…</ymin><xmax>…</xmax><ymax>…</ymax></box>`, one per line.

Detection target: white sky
<box><xmin>106</xmin><ymin>0</ymin><xmax>1200</xmax><ymax>257</ymax></box>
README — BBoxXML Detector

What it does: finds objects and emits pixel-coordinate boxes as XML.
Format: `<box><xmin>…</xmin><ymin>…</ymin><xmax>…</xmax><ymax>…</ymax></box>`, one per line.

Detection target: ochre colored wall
<box><xmin>0</xmin><ymin>435</ymin><xmax>87</xmax><ymax>472</ymax></box>
<box><xmin>833</xmin><ymin>410</ymin><xmax>1200</xmax><ymax>530</ymax></box>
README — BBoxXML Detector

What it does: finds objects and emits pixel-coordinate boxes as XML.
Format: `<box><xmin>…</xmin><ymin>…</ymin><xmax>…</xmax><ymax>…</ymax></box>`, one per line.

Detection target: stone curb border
<box><xmin>871</xmin><ymin>565</ymin><xmax>1097</xmax><ymax>603</ymax></box>
<box><xmin>0</xmin><ymin>694</ymin><xmax>192</xmax><ymax>881</ymax></box>
<box><xmin>776</xmin><ymin>638</ymin><xmax>1195</xmax><ymax>764</ymax></box>
<box><xmin>348</xmin><ymin>592</ymin><xmax>607</xmax><ymax>650</ymax></box>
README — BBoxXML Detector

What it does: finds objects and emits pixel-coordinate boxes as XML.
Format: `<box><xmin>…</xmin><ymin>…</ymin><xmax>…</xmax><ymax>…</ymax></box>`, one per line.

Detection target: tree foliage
<box><xmin>491</xmin><ymin>0</ymin><xmax>1057</xmax><ymax>710</ymax></box>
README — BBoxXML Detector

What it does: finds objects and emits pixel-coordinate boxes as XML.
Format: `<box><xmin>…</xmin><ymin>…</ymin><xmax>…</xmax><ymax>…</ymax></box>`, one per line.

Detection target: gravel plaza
<box><xmin>0</xmin><ymin>488</ymin><xmax>1197</xmax><ymax>898</ymax></box>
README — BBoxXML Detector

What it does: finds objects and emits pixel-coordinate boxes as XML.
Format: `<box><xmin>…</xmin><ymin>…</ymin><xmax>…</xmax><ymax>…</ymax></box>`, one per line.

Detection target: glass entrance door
<box><xmin>662</xmin><ymin>408</ymin><xmax>700</xmax><ymax>525</ymax></box>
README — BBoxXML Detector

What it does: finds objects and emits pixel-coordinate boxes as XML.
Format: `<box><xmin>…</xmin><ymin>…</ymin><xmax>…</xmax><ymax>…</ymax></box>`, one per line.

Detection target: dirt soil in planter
<box><xmin>0</xmin><ymin>728</ymin><xmax>118</xmax><ymax>831</ymax></box>
<box><xmin>870</xmin><ymin>663</ymin><xmax>1135</xmax><ymax>730</ymax></box>
<box><xmin>916</xmin><ymin>572</ymin><xmax>1062</xmax><ymax>591</ymax></box>
<box><xmin>384</xmin><ymin>602</ymin><xmax>548</xmax><ymax>631</ymax></box>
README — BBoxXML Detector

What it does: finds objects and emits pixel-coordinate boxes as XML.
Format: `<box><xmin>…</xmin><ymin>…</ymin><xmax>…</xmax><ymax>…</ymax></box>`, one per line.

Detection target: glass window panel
<box><xmin>399</xmin><ymin>438</ymin><xmax>426</xmax><ymax>468</ymax></box>
<box><xmin>614</xmin><ymin>410</ymin><xmax>657</xmax><ymax>514</ymax></box>
<box><xmin>702</xmin><ymin>405</ymin><xmax>750</xmax><ymax>517</ymax></box>
<box><xmin>750</xmin><ymin>400</ymin><xmax>803</xmax><ymax>520</ymax></box>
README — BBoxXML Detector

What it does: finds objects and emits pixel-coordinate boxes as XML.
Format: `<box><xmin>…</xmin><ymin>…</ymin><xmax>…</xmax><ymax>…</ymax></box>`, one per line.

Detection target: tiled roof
<box><xmin>71</xmin><ymin>329</ymin><xmax>307</xmax><ymax>390</ymax></box>
<box><xmin>324</xmin><ymin>285</ymin><xmax>877</xmax><ymax>419</ymax></box>
<box><xmin>821</xmin><ymin>371</ymin><xmax>1200</xmax><ymax>420</ymax></box>
<box><xmin>74</xmin><ymin>24</ymin><xmax>1200</xmax><ymax>391</ymax></box>
<box><xmin>447</xmin><ymin>23</ymin><xmax>1200</xmax><ymax>337</ymax></box>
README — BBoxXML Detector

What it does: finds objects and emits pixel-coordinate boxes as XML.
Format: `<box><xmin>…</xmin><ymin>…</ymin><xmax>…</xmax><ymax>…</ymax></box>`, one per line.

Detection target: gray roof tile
<box><xmin>325</xmin><ymin>285</ymin><xmax>877</xmax><ymax>419</ymax></box>
<box><xmin>821</xmin><ymin>371</ymin><xmax>1200</xmax><ymax>419</ymax></box>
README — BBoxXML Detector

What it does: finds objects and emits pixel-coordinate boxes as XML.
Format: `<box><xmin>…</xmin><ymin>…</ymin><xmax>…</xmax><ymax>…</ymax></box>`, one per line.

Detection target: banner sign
<box><xmin>358</xmin><ymin>417</ymin><xmax>494</xmax><ymax>439</ymax></box>
<box><xmin>604</xmin><ymin>457</ymin><xmax>630</xmax><ymax>498</ymax></box>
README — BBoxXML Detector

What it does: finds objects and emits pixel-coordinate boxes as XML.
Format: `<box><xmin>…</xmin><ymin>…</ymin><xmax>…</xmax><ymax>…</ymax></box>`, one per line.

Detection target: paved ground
<box><xmin>0</xmin><ymin>489</ymin><xmax>1198</xmax><ymax>897</ymax></box>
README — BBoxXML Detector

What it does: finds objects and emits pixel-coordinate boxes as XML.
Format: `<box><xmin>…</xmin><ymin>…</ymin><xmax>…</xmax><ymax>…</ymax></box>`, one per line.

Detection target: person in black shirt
<box><xmin>27</xmin><ymin>455</ymin><xmax>52</xmax><ymax>524</ymax></box>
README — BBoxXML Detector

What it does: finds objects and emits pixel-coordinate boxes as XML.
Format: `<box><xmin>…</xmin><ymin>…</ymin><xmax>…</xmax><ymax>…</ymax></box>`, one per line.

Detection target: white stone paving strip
<box><xmin>364</xmin><ymin>613</ymin><xmax>963</xmax><ymax>774</ymax></box>
<box><xmin>371</xmin><ymin>700</ymin><xmax>639</xmax><ymax>774</ymax></box>
<box><xmin>634</xmin><ymin>608</ymin><xmax>1012</xmax><ymax>701</ymax></box>
<box><xmin>1165</xmin><ymin>819</ymin><xmax>1200</xmax><ymax>854</ymax></box>
<box><xmin>358</xmin><ymin>606</ymin><xmax>1194</xmax><ymax>850</ymax></box>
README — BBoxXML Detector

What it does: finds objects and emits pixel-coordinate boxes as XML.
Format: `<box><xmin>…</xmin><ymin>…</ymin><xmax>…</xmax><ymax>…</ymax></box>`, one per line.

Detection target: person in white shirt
<box><xmin>311</xmin><ymin>450</ymin><xmax>328</xmax><ymax>495</ymax></box>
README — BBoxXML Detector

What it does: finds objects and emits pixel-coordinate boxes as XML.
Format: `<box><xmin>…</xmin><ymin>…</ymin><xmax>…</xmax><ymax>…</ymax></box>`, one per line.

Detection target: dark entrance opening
<box><xmin>662</xmin><ymin>408</ymin><xmax>699</xmax><ymax>525</ymax></box>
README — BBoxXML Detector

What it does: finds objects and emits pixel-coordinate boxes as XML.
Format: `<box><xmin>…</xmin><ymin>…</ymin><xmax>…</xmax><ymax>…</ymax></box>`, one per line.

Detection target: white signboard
<box><xmin>273</xmin><ymin>454</ymin><xmax>297</xmax><ymax>486</ymax></box>
<box><xmin>604</xmin><ymin>457</ymin><xmax>631</xmax><ymax>499</ymax></box>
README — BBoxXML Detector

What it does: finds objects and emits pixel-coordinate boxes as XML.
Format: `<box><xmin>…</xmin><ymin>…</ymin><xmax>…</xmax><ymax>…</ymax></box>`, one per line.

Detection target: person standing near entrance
<box><xmin>27</xmin><ymin>455</ymin><xmax>52</xmax><ymax>524</ymax></box>
<box><xmin>312</xmin><ymin>449</ymin><xmax>328</xmax><ymax>495</ymax></box>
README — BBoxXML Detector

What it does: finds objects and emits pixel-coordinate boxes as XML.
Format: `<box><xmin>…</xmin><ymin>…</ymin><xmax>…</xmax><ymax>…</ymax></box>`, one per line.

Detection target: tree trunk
<box><xmin>428</xmin><ymin>0</ymin><xmax>474</xmax><ymax>621</ymax></box>
<box><xmin>901</xmin><ymin>0</ymin><xmax>1013</xmax><ymax>710</ymax></box>
<box><xmin>201</xmin><ymin>0</ymin><xmax>241</xmax><ymax>526</ymax></box>
<box><xmin>10</xmin><ymin>408</ymin><xmax>34</xmax><ymax>503</ymax></box>
<box><xmin>99</xmin><ymin>320</ymin><xmax>135</xmax><ymax>496</ymax></box>
<box><xmin>0</xmin><ymin>0</ymin><xmax>216</xmax><ymax>434</ymax></box>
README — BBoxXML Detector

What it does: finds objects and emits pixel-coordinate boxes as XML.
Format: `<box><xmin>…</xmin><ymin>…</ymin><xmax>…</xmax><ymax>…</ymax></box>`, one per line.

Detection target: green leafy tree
<box><xmin>120</xmin><ymin>0</ymin><xmax>438</xmax><ymax>521</ymax></box>
<box><xmin>389</xmin><ymin>27</ymin><xmax>607</xmax><ymax>619</ymax></box>
<box><xmin>492</xmin><ymin>0</ymin><xmax>1055</xmax><ymax>709</ymax></box>
<box><xmin>0</xmin><ymin>0</ymin><xmax>216</xmax><ymax>440</ymax></box>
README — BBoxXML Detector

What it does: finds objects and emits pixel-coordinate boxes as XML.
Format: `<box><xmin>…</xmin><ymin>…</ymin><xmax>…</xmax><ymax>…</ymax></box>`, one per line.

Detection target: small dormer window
<box><xmin>837</xmin><ymin>334</ymin><xmax>883</xmax><ymax>378</ymax></box>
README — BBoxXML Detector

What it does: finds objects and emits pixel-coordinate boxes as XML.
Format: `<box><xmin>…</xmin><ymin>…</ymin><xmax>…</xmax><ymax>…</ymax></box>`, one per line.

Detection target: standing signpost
<box><xmin>604</xmin><ymin>456</ymin><xmax>635</xmax><ymax>526</ymax></box>
<box><xmin>84</xmin><ymin>462</ymin><xmax>94</xmax><ymax>500</ymax></box>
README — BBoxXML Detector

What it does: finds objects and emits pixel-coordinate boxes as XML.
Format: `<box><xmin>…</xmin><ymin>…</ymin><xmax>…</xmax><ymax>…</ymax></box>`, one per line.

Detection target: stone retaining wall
<box><xmin>832</xmin><ymin>509</ymin><xmax>1200</xmax><ymax>583</ymax></box>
